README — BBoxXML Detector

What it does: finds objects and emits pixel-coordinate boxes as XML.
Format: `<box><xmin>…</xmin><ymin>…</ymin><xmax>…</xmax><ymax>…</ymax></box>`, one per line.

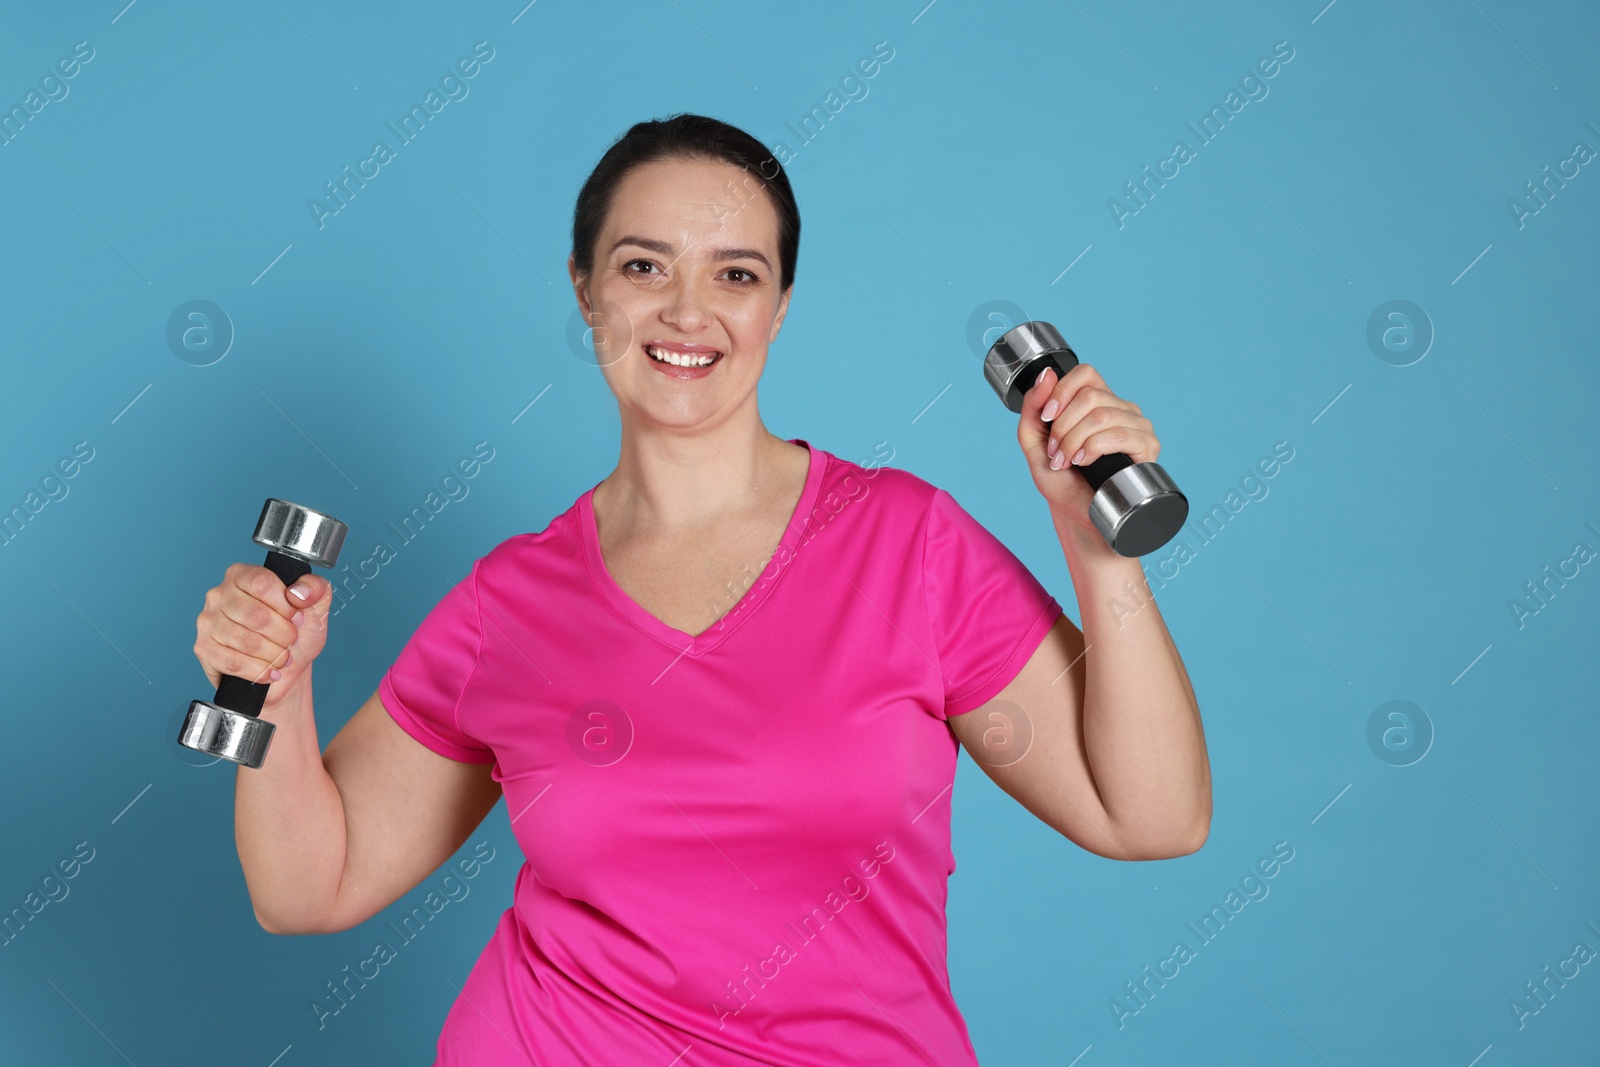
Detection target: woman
<box><xmin>195</xmin><ymin>113</ymin><xmax>1210</xmax><ymax>1064</ymax></box>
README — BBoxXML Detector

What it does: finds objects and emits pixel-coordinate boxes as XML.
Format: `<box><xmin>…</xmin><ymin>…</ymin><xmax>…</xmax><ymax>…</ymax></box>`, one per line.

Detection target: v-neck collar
<box><xmin>579</xmin><ymin>438</ymin><xmax>826</xmax><ymax>655</ymax></box>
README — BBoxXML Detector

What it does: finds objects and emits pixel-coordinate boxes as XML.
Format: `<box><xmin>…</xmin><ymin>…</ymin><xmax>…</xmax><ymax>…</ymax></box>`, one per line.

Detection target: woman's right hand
<box><xmin>194</xmin><ymin>564</ymin><xmax>334</xmax><ymax>708</ymax></box>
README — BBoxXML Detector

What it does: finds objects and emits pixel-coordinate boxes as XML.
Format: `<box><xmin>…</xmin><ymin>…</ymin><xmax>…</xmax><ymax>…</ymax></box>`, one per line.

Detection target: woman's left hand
<box><xmin>1016</xmin><ymin>362</ymin><xmax>1162</xmax><ymax>538</ymax></box>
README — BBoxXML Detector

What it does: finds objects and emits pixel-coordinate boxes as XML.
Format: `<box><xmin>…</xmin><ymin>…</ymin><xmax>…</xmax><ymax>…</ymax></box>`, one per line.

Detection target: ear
<box><xmin>568</xmin><ymin>255</ymin><xmax>591</xmax><ymax>320</ymax></box>
<box><xmin>768</xmin><ymin>285</ymin><xmax>793</xmax><ymax>343</ymax></box>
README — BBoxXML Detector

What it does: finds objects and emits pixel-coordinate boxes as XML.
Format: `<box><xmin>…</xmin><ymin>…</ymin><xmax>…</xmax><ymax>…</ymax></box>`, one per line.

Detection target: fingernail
<box><xmin>1050</xmin><ymin>450</ymin><xmax>1065</xmax><ymax>470</ymax></box>
<box><xmin>1072</xmin><ymin>447</ymin><xmax>1087</xmax><ymax>465</ymax></box>
<box><xmin>1041</xmin><ymin>398</ymin><xmax>1060</xmax><ymax>422</ymax></box>
<box><xmin>292</xmin><ymin>610</ymin><xmax>304</xmax><ymax>626</ymax></box>
<box><xmin>1047</xmin><ymin>436</ymin><xmax>1059</xmax><ymax>458</ymax></box>
<box><xmin>269</xmin><ymin>668</ymin><xmax>283</xmax><ymax>681</ymax></box>
<box><xmin>288</xmin><ymin>584</ymin><xmax>310</xmax><ymax>601</ymax></box>
<box><xmin>1034</xmin><ymin>368</ymin><xmax>1051</xmax><ymax>390</ymax></box>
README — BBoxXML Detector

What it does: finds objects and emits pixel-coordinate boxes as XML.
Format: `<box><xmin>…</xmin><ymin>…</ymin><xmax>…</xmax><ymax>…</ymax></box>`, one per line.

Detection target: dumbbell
<box><xmin>177</xmin><ymin>498</ymin><xmax>348</xmax><ymax>769</ymax></box>
<box><xmin>983</xmin><ymin>321</ymin><xmax>1188</xmax><ymax>557</ymax></box>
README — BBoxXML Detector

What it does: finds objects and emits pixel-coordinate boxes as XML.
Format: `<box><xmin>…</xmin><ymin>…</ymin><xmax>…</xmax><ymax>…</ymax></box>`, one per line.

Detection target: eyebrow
<box><xmin>607</xmin><ymin>235</ymin><xmax>772</xmax><ymax>271</ymax></box>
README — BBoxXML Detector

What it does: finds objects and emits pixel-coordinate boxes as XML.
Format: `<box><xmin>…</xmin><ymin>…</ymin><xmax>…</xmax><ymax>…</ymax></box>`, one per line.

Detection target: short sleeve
<box><xmin>378</xmin><ymin>558</ymin><xmax>495</xmax><ymax>763</ymax></box>
<box><xmin>921</xmin><ymin>487</ymin><xmax>1064</xmax><ymax>718</ymax></box>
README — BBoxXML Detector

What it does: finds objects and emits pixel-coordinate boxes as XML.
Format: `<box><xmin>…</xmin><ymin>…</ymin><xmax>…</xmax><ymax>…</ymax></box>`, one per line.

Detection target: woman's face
<box><xmin>569</xmin><ymin>157</ymin><xmax>791</xmax><ymax>432</ymax></box>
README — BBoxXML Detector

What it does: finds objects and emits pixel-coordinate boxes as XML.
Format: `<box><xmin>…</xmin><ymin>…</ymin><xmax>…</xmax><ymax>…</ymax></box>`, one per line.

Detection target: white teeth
<box><xmin>647</xmin><ymin>345</ymin><xmax>718</xmax><ymax>367</ymax></box>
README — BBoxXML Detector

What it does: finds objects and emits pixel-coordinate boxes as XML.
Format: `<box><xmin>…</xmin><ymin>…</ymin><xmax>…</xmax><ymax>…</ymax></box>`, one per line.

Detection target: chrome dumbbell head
<box><xmin>254</xmin><ymin>498</ymin><xmax>347</xmax><ymax>568</ymax></box>
<box><xmin>983</xmin><ymin>320</ymin><xmax>1075</xmax><ymax>414</ymax></box>
<box><xmin>178</xmin><ymin>700</ymin><xmax>276</xmax><ymax>769</ymax></box>
<box><xmin>1088</xmin><ymin>462</ymin><xmax>1189</xmax><ymax>558</ymax></box>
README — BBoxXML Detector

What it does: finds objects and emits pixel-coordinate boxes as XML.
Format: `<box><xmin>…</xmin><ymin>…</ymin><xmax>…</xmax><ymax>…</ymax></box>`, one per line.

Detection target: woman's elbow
<box><xmin>253</xmin><ymin>905</ymin><xmax>294</xmax><ymax>935</ymax></box>
<box><xmin>253</xmin><ymin>903</ymin><xmax>336</xmax><ymax>936</ymax></box>
<box><xmin>1170</xmin><ymin>817</ymin><xmax>1210</xmax><ymax>857</ymax></box>
<box><xmin>1117</xmin><ymin>816</ymin><xmax>1210</xmax><ymax>860</ymax></box>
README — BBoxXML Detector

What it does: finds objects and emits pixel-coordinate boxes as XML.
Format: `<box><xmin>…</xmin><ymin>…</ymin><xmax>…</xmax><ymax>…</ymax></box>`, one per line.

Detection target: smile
<box><xmin>645</xmin><ymin>345</ymin><xmax>722</xmax><ymax>367</ymax></box>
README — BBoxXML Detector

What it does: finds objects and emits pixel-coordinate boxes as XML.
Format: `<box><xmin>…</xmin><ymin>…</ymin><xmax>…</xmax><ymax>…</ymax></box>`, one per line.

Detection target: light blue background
<box><xmin>2</xmin><ymin>1</ymin><xmax>1597</xmax><ymax>1064</ymax></box>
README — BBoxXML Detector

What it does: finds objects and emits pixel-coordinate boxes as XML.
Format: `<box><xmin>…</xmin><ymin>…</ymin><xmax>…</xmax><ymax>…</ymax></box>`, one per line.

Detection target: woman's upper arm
<box><xmin>946</xmin><ymin>612</ymin><xmax>1128</xmax><ymax>858</ymax></box>
<box><xmin>318</xmin><ymin>686</ymin><xmax>502</xmax><ymax>933</ymax></box>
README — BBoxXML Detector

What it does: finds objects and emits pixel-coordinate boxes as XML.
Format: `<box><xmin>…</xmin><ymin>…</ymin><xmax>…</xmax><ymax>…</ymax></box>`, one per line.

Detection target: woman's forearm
<box><xmin>233</xmin><ymin>670</ymin><xmax>350</xmax><ymax>934</ymax></box>
<box><xmin>1053</xmin><ymin>506</ymin><xmax>1211</xmax><ymax>856</ymax></box>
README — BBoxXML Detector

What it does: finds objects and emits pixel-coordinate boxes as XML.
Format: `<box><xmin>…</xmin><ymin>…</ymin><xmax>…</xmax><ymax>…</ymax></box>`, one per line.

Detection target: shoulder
<box><xmin>811</xmin><ymin>440</ymin><xmax>942</xmax><ymax>519</ymax></box>
<box><xmin>798</xmin><ymin>443</ymin><xmax>970</xmax><ymax>569</ymax></box>
<box><xmin>829</xmin><ymin>448</ymin><xmax>1023</xmax><ymax>566</ymax></box>
<box><xmin>471</xmin><ymin>494</ymin><xmax>589</xmax><ymax>590</ymax></box>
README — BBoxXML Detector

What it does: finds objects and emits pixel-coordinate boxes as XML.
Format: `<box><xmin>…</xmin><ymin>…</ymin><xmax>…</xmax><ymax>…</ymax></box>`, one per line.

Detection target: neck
<box><xmin>596</xmin><ymin>414</ymin><xmax>797</xmax><ymax>535</ymax></box>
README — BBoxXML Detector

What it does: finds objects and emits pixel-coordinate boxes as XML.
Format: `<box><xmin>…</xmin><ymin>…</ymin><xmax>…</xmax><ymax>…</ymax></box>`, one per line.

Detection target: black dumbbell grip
<box><xmin>1031</xmin><ymin>352</ymin><xmax>1135</xmax><ymax>491</ymax></box>
<box><xmin>212</xmin><ymin>549</ymin><xmax>310</xmax><ymax>718</ymax></box>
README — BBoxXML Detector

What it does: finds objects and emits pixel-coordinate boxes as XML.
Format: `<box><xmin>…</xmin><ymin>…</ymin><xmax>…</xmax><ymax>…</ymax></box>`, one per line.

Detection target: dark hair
<box><xmin>570</xmin><ymin>113</ymin><xmax>799</xmax><ymax>293</ymax></box>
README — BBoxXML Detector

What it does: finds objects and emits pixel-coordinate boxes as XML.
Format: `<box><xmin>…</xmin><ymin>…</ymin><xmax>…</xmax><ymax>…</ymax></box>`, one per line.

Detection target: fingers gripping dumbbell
<box><xmin>178</xmin><ymin>499</ymin><xmax>347</xmax><ymax>769</ymax></box>
<box><xmin>983</xmin><ymin>321</ymin><xmax>1189</xmax><ymax>558</ymax></box>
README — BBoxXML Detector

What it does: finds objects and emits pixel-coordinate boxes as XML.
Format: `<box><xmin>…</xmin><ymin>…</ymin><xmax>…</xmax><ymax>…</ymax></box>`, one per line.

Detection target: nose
<box><xmin>658</xmin><ymin>270</ymin><xmax>711</xmax><ymax>333</ymax></box>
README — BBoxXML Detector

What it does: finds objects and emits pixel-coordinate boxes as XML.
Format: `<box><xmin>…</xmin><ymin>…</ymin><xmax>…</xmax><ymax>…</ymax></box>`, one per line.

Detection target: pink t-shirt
<box><xmin>379</xmin><ymin>438</ymin><xmax>1063</xmax><ymax>1065</ymax></box>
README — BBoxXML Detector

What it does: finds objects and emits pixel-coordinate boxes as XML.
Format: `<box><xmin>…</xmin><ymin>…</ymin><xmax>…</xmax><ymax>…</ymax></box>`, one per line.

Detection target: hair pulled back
<box><xmin>570</xmin><ymin>113</ymin><xmax>799</xmax><ymax>293</ymax></box>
